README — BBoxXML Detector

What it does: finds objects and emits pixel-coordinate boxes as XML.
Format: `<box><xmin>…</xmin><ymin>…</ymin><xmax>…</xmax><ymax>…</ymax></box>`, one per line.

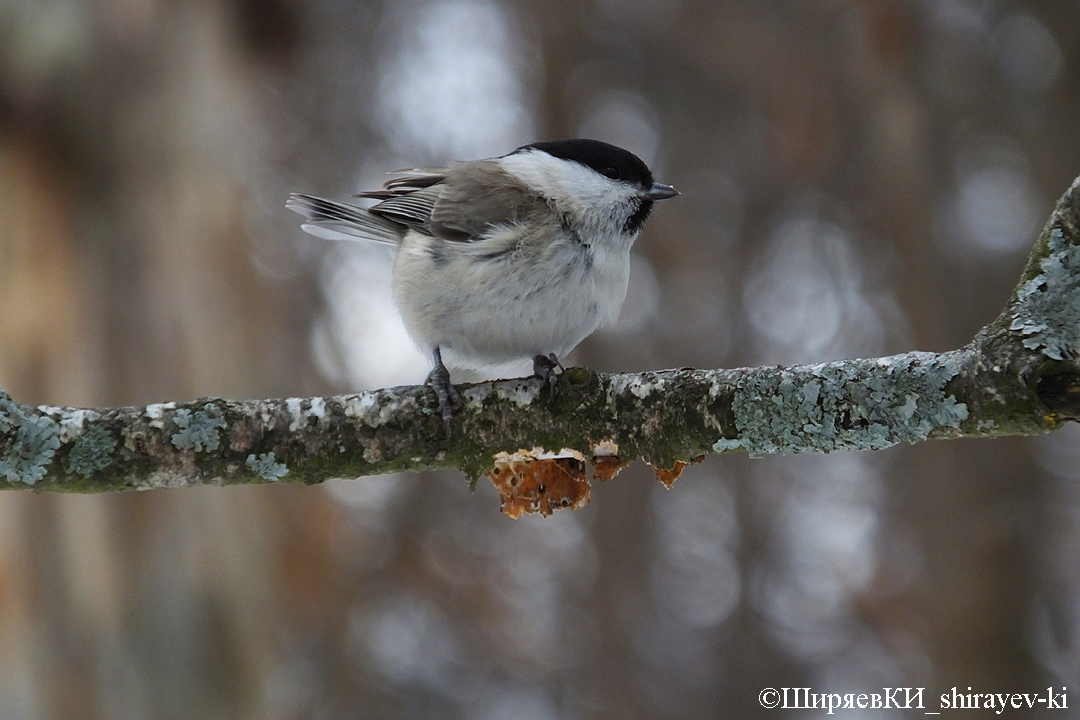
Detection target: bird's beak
<box><xmin>644</xmin><ymin>183</ymin><xmax>679</xmax><ymax>201</ymax></box>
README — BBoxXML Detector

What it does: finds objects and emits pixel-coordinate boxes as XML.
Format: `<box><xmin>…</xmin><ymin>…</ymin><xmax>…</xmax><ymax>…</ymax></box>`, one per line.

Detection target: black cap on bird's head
<box><xmin>517</xmin><ymin>138</ymin><xmax>679</xmax><ymax>232</ymax></box>
<box><xmin>522</xmin><ymin>138</ymin><xmax>655</xmax><ymax>186</ymax></box>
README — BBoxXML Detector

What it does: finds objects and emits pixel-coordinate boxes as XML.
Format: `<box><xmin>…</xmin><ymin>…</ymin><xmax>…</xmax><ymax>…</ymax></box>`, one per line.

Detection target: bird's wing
<box><xmin>362</xmin><ymin>162</ymin><xmax>538</xmax><ymax>243</ymax></box>
<box><xmin>286</xmin><ymin>193</ymin><xmax>403</xmax><ymax>245</ymax></box>
<box><xmin>354</xmin><ymin>168</ymin><xmax>448</xmax><ymax>234</ymax></box>
<box><xmin>363</xmin><ymin>186</ymin><xmax>445</xmax><ymax>234</ymax></box>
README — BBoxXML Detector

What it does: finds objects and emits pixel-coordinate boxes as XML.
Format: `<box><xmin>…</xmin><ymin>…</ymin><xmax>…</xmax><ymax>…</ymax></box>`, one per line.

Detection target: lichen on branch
<box><xmin>1</xmin><ymin>173</ymin><xmax>1080</xmax><ymax>516</ymax></box>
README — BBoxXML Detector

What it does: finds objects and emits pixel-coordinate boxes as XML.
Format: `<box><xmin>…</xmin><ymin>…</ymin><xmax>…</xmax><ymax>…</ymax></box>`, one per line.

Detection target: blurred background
<box><xmin>1</xmin><ymin>0</ymin><xmax>1079</xmax><ymax>717</ymax></box>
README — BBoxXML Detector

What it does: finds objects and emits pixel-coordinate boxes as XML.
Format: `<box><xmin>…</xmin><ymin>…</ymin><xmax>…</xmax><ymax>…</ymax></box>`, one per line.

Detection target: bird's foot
<box><xmin>533</xmin><ymin>353</ymin><xmax>564</xmax><ymax>402</ymax></box>
<box><xmin>426</xmin><ymin>348</ymin><xmax>462</xmax><ymax>432</ymax></box>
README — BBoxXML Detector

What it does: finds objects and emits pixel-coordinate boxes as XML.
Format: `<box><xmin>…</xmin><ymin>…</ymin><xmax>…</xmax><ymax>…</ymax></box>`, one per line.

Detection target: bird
<box><xmin>287</xmin><ymin>138</ymin><xmax>679</xmax><ymax>427</ymax></box>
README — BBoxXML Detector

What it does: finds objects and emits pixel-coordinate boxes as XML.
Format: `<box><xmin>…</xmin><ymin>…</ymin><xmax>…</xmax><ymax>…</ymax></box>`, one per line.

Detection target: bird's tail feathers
<box><xmin>286</xmin><ymin>193</ymin><xmax>402</xmax><ymax>245</ymax></box>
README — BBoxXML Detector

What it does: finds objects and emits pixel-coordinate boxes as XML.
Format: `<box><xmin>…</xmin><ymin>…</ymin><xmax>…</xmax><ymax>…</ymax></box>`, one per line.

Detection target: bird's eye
<box><xmin>602</xmin><ymin>166</ymin><xmax>620</xmax><ymax>180</ymax></box>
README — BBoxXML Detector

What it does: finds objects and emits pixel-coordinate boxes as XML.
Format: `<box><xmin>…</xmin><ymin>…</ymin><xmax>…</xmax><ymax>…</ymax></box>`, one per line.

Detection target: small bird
<box><xmin>287</xmin><ymin>139</ymin><xmax>678</xmax><ymax>426</ymax></box>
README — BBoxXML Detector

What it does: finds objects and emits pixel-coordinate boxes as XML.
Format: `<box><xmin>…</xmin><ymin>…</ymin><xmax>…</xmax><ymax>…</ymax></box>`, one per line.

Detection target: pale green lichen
<box><xmin>246</xmin><ymin>452</ymin><xmax>288</xmax><ymax>481</ymax></box>
<box><xmin>0</xmin><ymin>414</ymin><xmax>61</xmax><ymax>484</ymax></box>
<box><xmin>712</xmin><ymin>437</ymin><xmax>745</xmax><ymax>452</ymax></box>
<box><xmin>171</xmin><ymin>404</ymin><xmax>226</xmax><ymax>452</ymax></box>
<box><xmin>1010</xmin><ymin>227</ymin><xmax>1080</xmax><ymax>360</ymax></box>
<box><xmin>66</xmin><ymin>425</ymin><xmax>116</xmax><ymax>477</ymax></box>
<box><xmin>728</xmin><ymin>352</ymin><xmax>968</xmax><ymax>455</ymax></box>
<box><xmin>0</xmin><ymin>388</ymin><xmax>22</xmax><ymax>433</ymax></box>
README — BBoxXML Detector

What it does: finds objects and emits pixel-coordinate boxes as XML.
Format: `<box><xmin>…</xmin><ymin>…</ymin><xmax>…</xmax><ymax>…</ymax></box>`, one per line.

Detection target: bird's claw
<box><xmin>533</xmin><ymin>353</ymin><xmax>564</xmax><ymax>402</ymax></box>
<box><xmin>427</xmin><ymin>348</ymin><xmax>462</xmax><ymax>432</ymax></box>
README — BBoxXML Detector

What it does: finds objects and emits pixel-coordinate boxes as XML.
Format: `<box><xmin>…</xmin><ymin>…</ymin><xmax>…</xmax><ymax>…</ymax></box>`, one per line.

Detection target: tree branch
<box><xmin>3</xmin><ymin>175</ymin><xmax>1080</xmax><ymax>513</ymax></box>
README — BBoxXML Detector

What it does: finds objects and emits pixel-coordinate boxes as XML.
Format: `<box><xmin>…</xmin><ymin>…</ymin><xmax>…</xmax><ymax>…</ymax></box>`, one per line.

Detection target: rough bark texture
<box><xmin>2</xmin><ymin>175</ymin><xmax>1079</xmax><ymax>495</ymax></box>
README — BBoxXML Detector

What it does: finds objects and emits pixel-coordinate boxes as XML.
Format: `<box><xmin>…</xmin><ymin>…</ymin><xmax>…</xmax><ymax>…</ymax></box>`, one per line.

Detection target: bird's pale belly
<box><xmin>392</xmin><ymin>238</ymin><xmax>630</xmax><ymax>372</ymax></box>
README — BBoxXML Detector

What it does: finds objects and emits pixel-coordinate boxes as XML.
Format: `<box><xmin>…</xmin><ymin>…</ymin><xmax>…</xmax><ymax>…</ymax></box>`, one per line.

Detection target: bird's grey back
<box><xmin>366</xmin><ymin>161</ymin><xmax>540</xmax><ymax>243</ymax></box>
<box><xmin>288</xmin><ymin>160</ymin><xmax>541</xmax><ymax>246</ymax></box>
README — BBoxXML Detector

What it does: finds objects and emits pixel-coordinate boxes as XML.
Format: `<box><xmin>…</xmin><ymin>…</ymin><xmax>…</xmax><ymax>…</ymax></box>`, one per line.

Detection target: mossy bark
<box><xmin>2</xmin><ymin>174</ymin><xmax>1080</xmax><ymax>494</ymax></box>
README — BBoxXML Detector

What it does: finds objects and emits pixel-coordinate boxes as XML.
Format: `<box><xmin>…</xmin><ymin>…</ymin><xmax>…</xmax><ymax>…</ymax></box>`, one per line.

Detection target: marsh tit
<box><xmin>287</xmin><ymin>138</ymin><xmax>679</xmax><ymax>426</ymax></box>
